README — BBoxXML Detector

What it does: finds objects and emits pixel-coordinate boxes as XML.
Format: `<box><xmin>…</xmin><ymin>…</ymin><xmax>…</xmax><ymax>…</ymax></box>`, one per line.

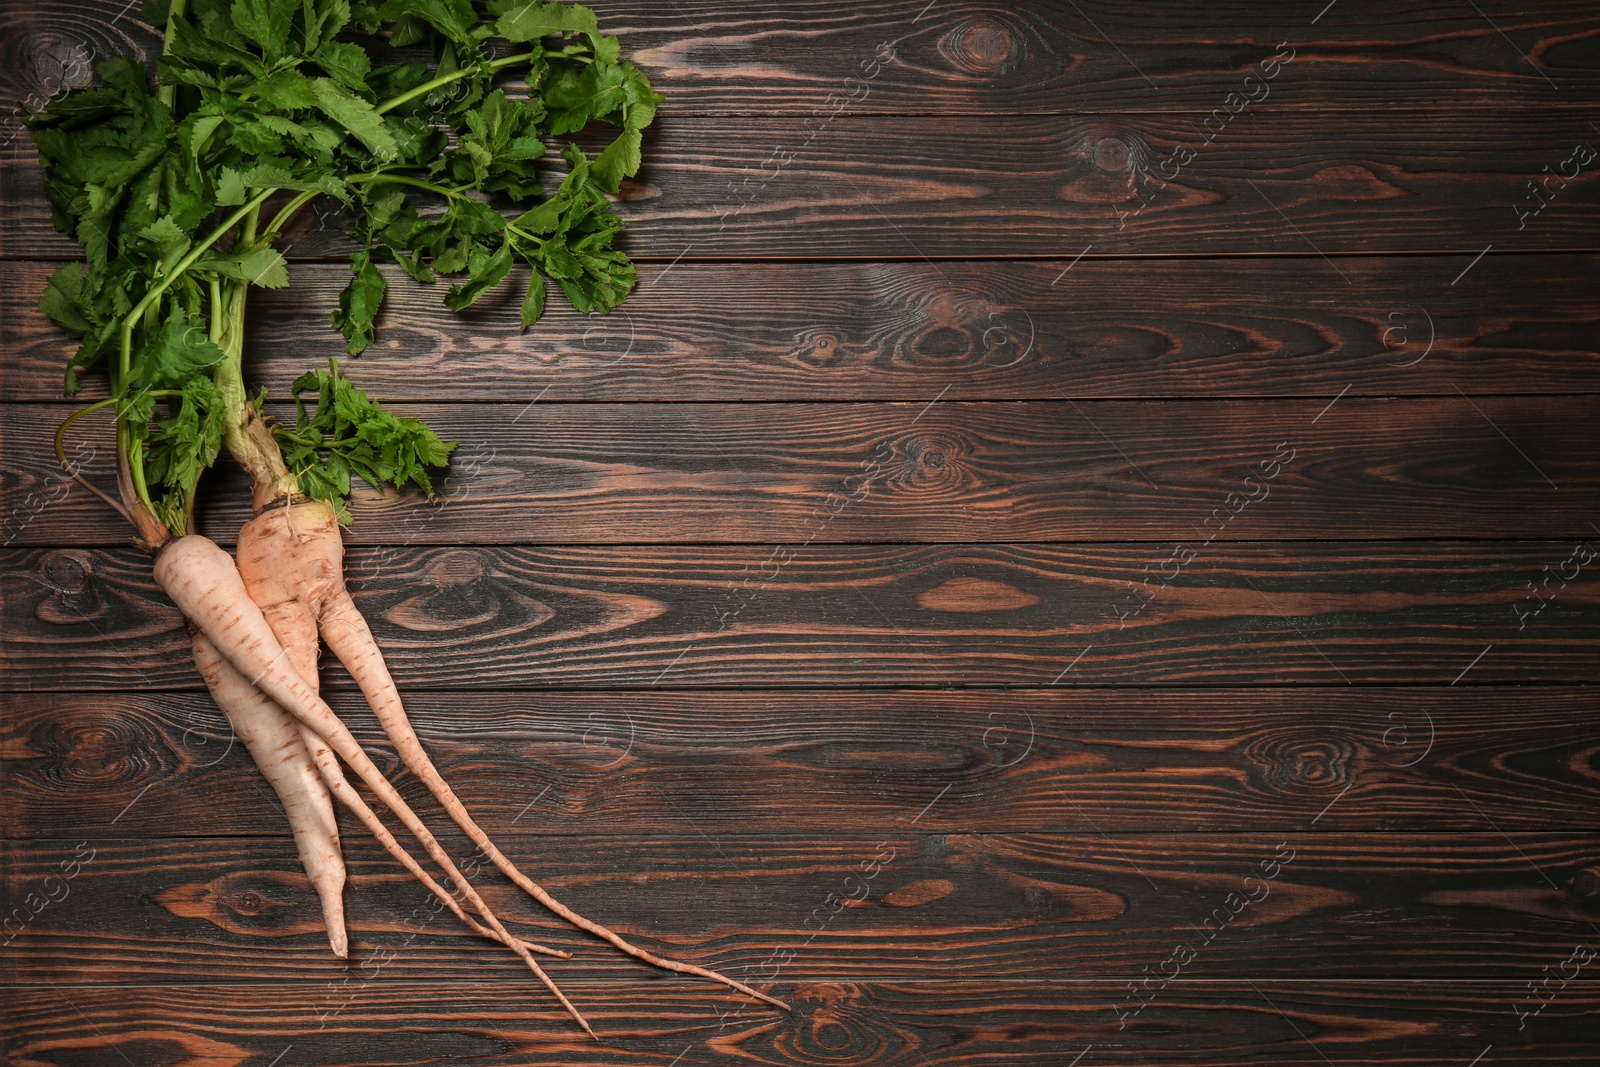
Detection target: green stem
<box><xmin>208</xmin><ymin>277</ymin><xmax>223</xmax><ymax>344</ymax></box>
<box><xmin>156</xmin><ymin>0</ymin><xmax>188</xmax><ymax>111</ymax></box>
<box><xmin>240</xmin><ymin>200</ymin><xmax>261</xmax><ymax>248</ymax></box>
<box><xmin>214</xmin><ymin>276</ymin><xmax>250</xmax><ymax>443</ymax></box>
<box><xmin>262</xmin><ymin>189</ymin><xmax>320</xmax><ymax>242</ymax></box>
<box><xmin>119</xmin><ymin>189</ymin><xmax>275</xmax><ymax>381</ymax></box>
<box><xmin>349</xmin><ymin>173</ymin><xmax>543</xmax><ymax>245</ymax></box>
<box><xmin>54</xmin><ymin>397</ymin><xmax>128</xmax><ymax>520</ymax></box>
<box><xmin>128</xmin><ymin>422</ymin><xmax>150</xmax><ymax>505</ymax></box>
<box><xmin>376</xmin><ymin>51</ymin><xmax>536</xmax><ymax>115</ymax></box>
<box><xmin>273</xmin><ymin>429</ymin><xmax>319</xmax><ymax>447</ymax></box>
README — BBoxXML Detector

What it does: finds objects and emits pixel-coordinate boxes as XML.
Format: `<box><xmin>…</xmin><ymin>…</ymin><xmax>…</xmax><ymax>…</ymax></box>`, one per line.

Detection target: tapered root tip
<box><xmin>554</xmin><ymin>991</ymin><xmax>597</xmax><ymax>1041</ymax></box>
<box><xmin>324</xmin><ymin>909</ymin><xmax>349</xmax><ymax>959</ymax></box>
<box><xmin>521</xmin><ymin>939</ymin><xmax>573</xmax><ymax>959</ymax></box>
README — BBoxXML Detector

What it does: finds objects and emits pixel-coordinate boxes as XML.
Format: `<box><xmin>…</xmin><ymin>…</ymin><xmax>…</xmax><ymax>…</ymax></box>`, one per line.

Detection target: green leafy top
<box><xmin>26</xmin><ymin>0</ymin><xmax>658</xmax><ymax>535</ymax></box>
<box><xmin>275</xmin><ymin>359</ymin><xmax>457</xmax><ymax>521</ymax></box>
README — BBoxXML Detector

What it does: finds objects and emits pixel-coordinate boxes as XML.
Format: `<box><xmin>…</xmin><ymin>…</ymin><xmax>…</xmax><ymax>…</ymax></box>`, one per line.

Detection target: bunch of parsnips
<box><xmin>29</xmin><ymin>0</ymin><xmax>788</xmax><ymax>1035</ymax></box>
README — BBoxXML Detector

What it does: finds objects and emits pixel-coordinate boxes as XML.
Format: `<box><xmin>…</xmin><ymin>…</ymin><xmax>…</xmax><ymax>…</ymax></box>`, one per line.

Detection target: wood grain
<box><xmin>6</xmin><ymin>397</ymin><xmax>1598</xmax><ymax>545</ymax></box>
<box><xmin>5</xmin><ymin>689</ymin><xmax>1598</xmax><ymax>836</ymax></box>
<box><xmin>4</xmin><ymin>543</ymin><xmax>1597</xmax><ymax>690</ymax></box>
<box><xmin>5</xmin><ymin>980</ymin><xmax>1597</xmax><ymax>1066</ymax></box>
<box><xmin>608</xmin><ymin>0</ymin><xmax>1600</xmax><ymax>114</ymax></box>
<box><xmin>5</xmin><ymin>834</ymin><xmax>1599</xmax><ymax>984</ymax></box>
<box><xmin>5</xmin><ymin>255</ymin><xmax>1599</xmax><ymax>402</ymax></box>
<box><xmin>3</xmin><ymin>1</ymin><xmax>1597</xmax><ymax>1061</ymax></box>
<box><xmin>3</xmin><ymin>0</ymin><xmax>1597</xmax><ymax>138</ymax></box>
<box><xmin>8</xmin><ymin>112</ymin><xmax>1600</xmax><ymax>260</ymax></box>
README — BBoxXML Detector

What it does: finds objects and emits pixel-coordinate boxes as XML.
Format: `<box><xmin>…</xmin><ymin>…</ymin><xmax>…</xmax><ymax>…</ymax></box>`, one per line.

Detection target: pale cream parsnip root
<box><xmin>189</xmin><ymin>626</ymin><xmax>348</xmax><ymax>958</ymax></box>
<box><xmin>236</xmin><ymin>499</ymin><xmax>790</xmax><ymax>1012</ymax></box>
<box><xmin>154</xmin><ymin>534</ymin><xmax>595</xmax><ymax>1037</ymax></box>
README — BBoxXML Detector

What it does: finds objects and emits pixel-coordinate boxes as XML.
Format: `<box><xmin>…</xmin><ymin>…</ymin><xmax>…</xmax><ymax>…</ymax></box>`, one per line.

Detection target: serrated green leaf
<box><xmin>382</xmin><ymin>0</ymin><xmax>480</xmax><ymax>49</ymax></box>
<box><xmin>216</xmin><ymin>167</ymin><xmax>248</xmax><ymax>205</ymax></box>
<box><xmin>444</xmin><ymin>238</ymin><xmax>512</xmax><ymax>310</ymax></box>
<box><xmin>140</xmin><ymin>216</ymin><xmax>192</xmax><ymax>272</ymax></box>
<box><xmin>540</xmin><ymin>239</ymin><xmax>581</xmax><ymax>279</ymax></box>
<box><xmin>258</xmin><ymin>114</ymin><xmax>344</xmax><ymax>166</ymax></box>
<box><xmin>313</xmin><ymin>39</ymin><xmax>372</xmax><ymax>89</ymax></box>
<box><xmin>146</xmin><ymin>374</ymin><xmax>225</xmax><ymax>496</ymax></box>
<box><xmin>449</xmin><ymin>195</ymin><xmax>506</xmax><ymax>236</ymax></box>
<box><xmin>331</xmin><ymin>250</ymin><xmax>387</xmax><ymax>354</ymax></box>
<box><xmin>155</xmin><ymin>58</ymin><xmax>220</xmax><ymax>89</ymax></box>
<box><xmin>495</xmin><ymin>0</ymin><xmax>598</xmax><ymax>42</ymax></box>
<box><xmin>387</xmin><ymin>11</ymin><xmax>430</xmax><ymax>47</ymax></box>
<box><xmin>518</xmin><ymin>268</ymin><xmax>546</xmax><ymax>329</ymax></box>
<box><xmin>39</xmin><ymin>264</ymin><xmax>96</xmax><ymax>336</ymax></box>
<box><xmin>387</xmin><ymin>247</ymin><xmax>436</xmax><ymax>283</ymax></box>
<box><xmin>620</xmin><ymin>62</ymin><xmax>662</xmax><ymax>126</ymax></box>
<box><xmin>257</xmin><ymin>67</ymin><xmax>319</xmax><ymax>110</ymax></box>
<box><xmin>433</xmin><ymin>242</ymin><xmax>468</xmax><ymax>274</ymax></box>
<box><xmin>231</xmin><ymin>0</ymin><xmax>296</xmax><ymax>61</ymax></box>
<box><xmin>38</xmin><ymin>263</ymin><xmax>98</xmax><ymax>340</ymax></box>
<box><xmin>590</xmin><ymin>125</ymin><xmax>640</xmax><ymax>193</ymax></box>
<box><xmin>197</xmin><ymin>247</ymin><xmax>290</xmax><ymax>288</ymax></box>
<box><xmin>187</xmin><ymin>113</ymin><xmax>226</xmax><ymax>158</ymax></box>
<box><xmin>363</xmin><ymin>183</ymin><xmax>408</xmax><ymax>231</ymax></box>
<box><xmin>311</xmin><ymin>77</ymin><xmax>399</xmax><ymax>161</ymax></box>
<box><xmin>275</xmin><ymin>357</ymin><xmax>456</xmax><ymax>509</ymax></box>
<box><xmin>136</xmin><ymin>320</ymin><xmax>228</xmax><ymax>391</ymax></box>
<box><xmin>168</xmin><ymin>12</ymin><xmax>266</xmax><ymax>74</ymax></box>
<box><xmin>511</xmin><ymin>196</ymin><xmax>562</xmax><ymax>234</ymax></box>
<box><xmin>590</xmin><ymin>34</ymin><xmax>620</xmax><ymax>64</ymax></box>
<box><xmin>304</xmin><ymin>0</ymin><xmax>353</xmax><ymax>51</ymax></box>
<box><xmin>348</xmin><ymin>0</ymin><xmax>382</xmax><ymax>30</ymax></box>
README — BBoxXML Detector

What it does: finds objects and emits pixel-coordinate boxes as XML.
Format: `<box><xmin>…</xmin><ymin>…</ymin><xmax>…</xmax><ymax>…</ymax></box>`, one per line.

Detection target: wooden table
<box><xmin>4</xmin><ymin>2</ymin><xmax>1600</xmax><ymax>1063</ymax></box>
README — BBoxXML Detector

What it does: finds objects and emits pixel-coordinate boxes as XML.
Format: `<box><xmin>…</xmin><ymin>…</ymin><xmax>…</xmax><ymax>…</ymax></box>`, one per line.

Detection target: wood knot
<box><xmin>916</xmin><ymin>577</ymin><xmax>1040</xmax><ymax>613</ymax></box>
<box><xmin>1247</xmin><ymin>731</ymin><xmax>1355</xmax><ymax>795</ymax></box>
<box><xmin>881</xmin><ymin>878</ymin><xmax>956</xmax><ymax>908</ymax></box>
<box><xmin>906</xmin><ymin>430</ymin><xmax>972</xmax><ymax>489</ymax></box>
<box><xmin>1573</xmin><ymin>866</ymin><xmax>1600</xmax><ymax>903</ymax></box>
<box><xmin>38</xmin><ymin>709</ymin><xmax>175</xmax><ymax>790</ymax></box>
<box><xmin>939</xmin><ymin>14</ymin><xmax>1023</xmax><ymax>76</ymax></box>
<box><xmin>425</xmin><ymin>550</ymin><xmax>486</xmax><ymax>587</ymax></box>
<box><xmin>1094</xmin><ymin>136</ymin><xmax>1132</xmax><ymax>172</ymax></box>
<box><xmin>386</xmin><ymin>550</ymin><xmax>516</xmax><ymax>632</ymax></box>
<box><xmin>154</xmin><ymin>870</ymin><xmax>320</xmax><ymax>939</ymax></box>
<box><xmin>40</xmin><ymin>549</ymin><xmax>92</xmax><ymax>595</ymax></box>
<box><xmin>790</xmin><ymin>329</ymin><xmax>850</xmax><ymax>368</ymax></box>
<box><xmin>35</xmin><ymin>550</ymin><xmax>107</xmax><ymax>624</ymax></box>
<box><xmin>776</xmin><ymin>985</ymin><xmax>911</xmax><ymax>1063</ymax></box>
<box><xmin>909</xmin><ymin>293</ymin><xmax>1035</xmax><ymax>370</ymax></box>
<box><xmin>11</xmin><ymin>31</ymin><xmax>96</xmax><ymax>101</ymax></box>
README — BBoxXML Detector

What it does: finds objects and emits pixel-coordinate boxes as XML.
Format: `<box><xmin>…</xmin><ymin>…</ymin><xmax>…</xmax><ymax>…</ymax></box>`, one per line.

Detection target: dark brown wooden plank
<box><xmin>6</xmin><ymin>689</ymin><xmax>1597</xmax><ymax>836</ymax></box>
<box><xmin>6</xmin><ymin>255</ymin><xmax>1599</xmax><ymax>402</ymax></box>
<box><xmin>8</xmin><ymin>113</ymin><xmax>1600</xmax><ymax>260</ymax></box>
<box><xmin>5</xmin><ymin>542</ymin><xmax>1598</xmax><ymax>690</ymax></box>
<box><xmin>4</xmin><ymin>834</ymin><xmax>1598</xmax><ymax>984</ymax></box>
<box><xmin>606</xmin><ymin>0</ymin><xmax>1600</xmax><ymax>114</ymax></box>
<box><xmin>6</xmin><ymin>397</ymin><xmax>1598</xmax><ymax>545</ymax></box>
<box><xmin>6</xmin><ymin>980</ymin><xmax>1597</xmax><ymax>1066</ymax></box>
<box><xmin>4</xmin><ymin>0</ymin><xmax>1598</xmax><ymax>141</ymax></box>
